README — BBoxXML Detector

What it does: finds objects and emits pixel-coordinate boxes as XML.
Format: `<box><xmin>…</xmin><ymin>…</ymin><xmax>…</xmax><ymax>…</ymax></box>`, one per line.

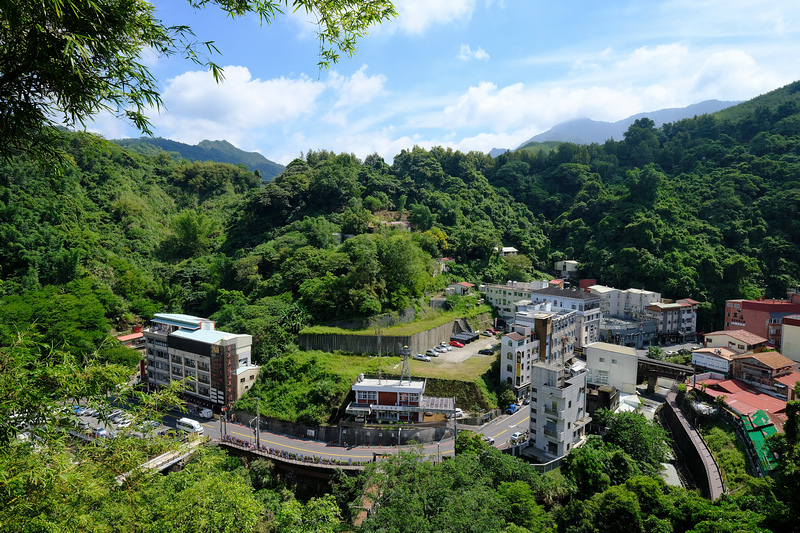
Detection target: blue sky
<box><xmin>90</xmin><ymin>1</ymin><xmax>800</xmax><ymax>164</ymax></box>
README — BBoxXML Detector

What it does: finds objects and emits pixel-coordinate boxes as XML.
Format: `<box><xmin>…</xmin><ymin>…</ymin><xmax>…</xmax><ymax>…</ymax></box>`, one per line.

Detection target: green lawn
<box><xmin>700</xmin><ymin>418</ymin><xmax>752</xmax><ymax>492</ymax></box>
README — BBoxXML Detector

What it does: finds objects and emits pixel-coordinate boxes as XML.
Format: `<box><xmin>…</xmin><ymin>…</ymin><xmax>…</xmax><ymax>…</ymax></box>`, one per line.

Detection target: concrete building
<box><xmin>448</xmin><ymin>282</ymin><xmax>474</xmax><ymax>296</ymax></box>
<box><xmin>481</xmin><ymin>280</ymin><xmax>550</xmax><ymax>317</ymax></box>
<box><xmin>783</xmin><ymin>315</ymin><xmax>800</xmax><ymax>363</ymax></box>
<box><xmin>644</xmin><ymin>298</ymin><xmax>700</xmax><ymax>343</ymax></box>
<box><xmin>731</xmin><ymin>351</ymin><xmax>799</xmax><ymax>398</ymax></box>
<box><xmin>599</xmin><ymin>316</ymin><xmax>659</xmax><ymax>349</ymax></box>
<box><xmin>528</xmin><ymin>356</ymin><xmax>590</xmax><ymax>458</ymax></box>
<box><xmin>143</xmin><ymin>313</ymin><xmax>259</xmax><ymax>409</ymax></box>
<box><xmin>500</xmin><ymin>304</ymin><xmax>577</xmax><ymax>397</ymax></box>
<box><xmin>588</xmin><ymin>285</ymin><xmax>661</xmax><ymax>318</ymax></box>
<box><xmin>584</xmin><ymin>342</ymin><xmax>639</xmax><ymax>394</ymax></box>
<box><xmin>345</xmin><ymin>375</ymin><xmax>454</xmax><ymax>423</ymax></box>
<box><xmin>554</xmin><ymin>260</ymin><xmax>579</xmax><ymax>280</ymax></box>
<box><xmin>482</xmin><ymin>283</ymin><xmax>601</xmax><ymax>347</ymax></box>
<box><xmin>692</xmin><ymin>346</ymin><xmax>738</xmax><ymax>375</ymax></box>
<box><xmin>724</xmin><ymin>294</ymin><xmax>800</xmax><ymax>351</ymax></box>
<box><xmin>704</xmin><ymin>330</ymin><xmax>769</xmax><ymax>353</ymax></box>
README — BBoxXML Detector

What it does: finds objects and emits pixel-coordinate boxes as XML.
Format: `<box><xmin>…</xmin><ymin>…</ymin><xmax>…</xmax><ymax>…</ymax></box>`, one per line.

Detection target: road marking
<box><xmin>492</xmin><ymin>428</ymin><xmax>509</xmax><ymax>439</ymax></box>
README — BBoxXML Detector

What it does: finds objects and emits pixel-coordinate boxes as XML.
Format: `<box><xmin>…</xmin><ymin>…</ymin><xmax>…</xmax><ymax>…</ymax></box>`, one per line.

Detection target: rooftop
<box><xmin>116</xmin><ymin>332</ymin><xmax>143</xmax><ymax>342</ymax></box>
<box><xmin>352</xmin><ymin>378</ymin><xmax>425</xmax><ymax>394</ymax></box>
<box><xmin>732</xmin><ymin>351</ymin><xmax>796</xmax><ymax>369</ymax></box>
<box><xmin>530</xmin><ymin>286</ymin><xmax>601</xmax><ymax>301</ymax></box>
<box><xmin>706</xmin><ymin>329</ymin><xmax>768</xmax><ymax>346</ymax></box>
<box><xmin>505</xmin><ymin>332</ymin><xmax>526</xmax><ymax>341</ymax></box>
<box><xmin>694</xmin><ymin>346</ymin><xmax>737</xmax><ymax>360</ymax></box>
<box><xmin>690</xmin><ymin>378</ymin><xmax>786</xmax><ymax>416</ymax></box>
<box><xmin>171</xmin><ymin>328</ymin><xmax>243</xmax><ymax>344</ymax></box>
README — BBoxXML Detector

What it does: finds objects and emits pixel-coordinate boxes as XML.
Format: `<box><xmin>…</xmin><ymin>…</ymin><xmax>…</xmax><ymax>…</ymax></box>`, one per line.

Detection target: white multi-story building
<box><xmin>584</xmin><ymin>342</ymin><xmax>639</xmax><ymax>394</ymax></box>
<box><xmin>528</xmin><ymin>357</ymin><xmax>590</xmax><ymax>458</ymax></box>
<box><xmin>144</xmin><ymin>313</ymin><xmax>259</xmax><ymax>410</ymax></box>
<box><xmin>588</xmin><ymin>285</ymin><xmax>661</xmax><ymax>318</ymax></box>
<box><xmin>500</xmin><ymin>304</ymin><xmax>577</xmax><ymax>397</ymax></box>
<box><xmin>483</xmin><ymin>282</ymin><xmax>601</xmax><ymax>347</ymax></box>
<box><xmin>644</xmin><ymin>298</ymin><xmax>700</xmax><ymax>343</ymax></box>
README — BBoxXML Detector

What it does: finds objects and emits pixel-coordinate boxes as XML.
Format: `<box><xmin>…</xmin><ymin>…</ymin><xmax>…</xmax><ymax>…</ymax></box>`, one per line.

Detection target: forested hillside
<box><xmin>2</xmin><ymin>82</ymin><xmax>800</xmax><ymax>363</ymax></box>
<box><xmin>112</xmin><ymin>137</ymin><xmax>285</xmax><ymax>180</ymax></box>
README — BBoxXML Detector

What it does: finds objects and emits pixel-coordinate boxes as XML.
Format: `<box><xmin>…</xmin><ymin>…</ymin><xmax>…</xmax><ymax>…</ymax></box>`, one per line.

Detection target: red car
<box><xmin>450</xmin><ymin>340</ymin><xmax>464</xmax><ymax>348</ymax></box>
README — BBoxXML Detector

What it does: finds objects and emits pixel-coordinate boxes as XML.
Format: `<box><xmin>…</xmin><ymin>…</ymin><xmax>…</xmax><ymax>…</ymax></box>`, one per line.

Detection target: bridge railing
<box><xmin>219</xmin><ymin>435</ymin><xmax>367</xmax><ymax>470</ymax></box>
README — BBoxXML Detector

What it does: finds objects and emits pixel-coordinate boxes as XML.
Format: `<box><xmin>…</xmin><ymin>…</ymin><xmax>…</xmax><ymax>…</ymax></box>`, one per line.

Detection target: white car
<box><xmin>116</xmin><ymin>416</ymin><xmax>134</xmax><ymax>428</ymax></box>
<box><xmin>511</xmin><ymin>431</ymin><xmax>524</xmax><ymax>441</ymax></box>
<box><xmin>425</xmin><ymin>349</ymin><xmax>438</xmax><ymax>357</ymax></box>
<box><xmin>439</xmin><ymin>343</ymin><xmax>452</xmax><ymax>352</ymax></box>
<box><xmin>413</xmin><ymin>353</ymin><xmax>431</xmax><ymax>362</ymax></box>
<box><xmin>434</xmin><ymin>346</ymin><xmax>447</xmax><ymax>353</ymax></box>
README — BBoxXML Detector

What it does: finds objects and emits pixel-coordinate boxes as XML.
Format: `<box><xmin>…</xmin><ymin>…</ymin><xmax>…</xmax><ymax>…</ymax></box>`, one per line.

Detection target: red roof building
<box><xmin>724</xmin><ymin>297</ymin><xmax>800</xmax><ymax>351</ymax></box>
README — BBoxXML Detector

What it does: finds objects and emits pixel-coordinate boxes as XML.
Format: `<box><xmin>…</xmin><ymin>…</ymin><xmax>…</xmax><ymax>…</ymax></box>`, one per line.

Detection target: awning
<box><xmin>345</xmin><ymin>402</ymin><xmax>373</xmax><ymax>415</ymax></box>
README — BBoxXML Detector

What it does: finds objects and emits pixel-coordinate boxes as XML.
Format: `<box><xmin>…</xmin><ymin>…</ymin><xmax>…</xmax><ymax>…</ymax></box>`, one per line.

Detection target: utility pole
<box><xmin>256</xmin><ymin>398</ymin><xmax>260</xmax><ymax>449</ymax></box>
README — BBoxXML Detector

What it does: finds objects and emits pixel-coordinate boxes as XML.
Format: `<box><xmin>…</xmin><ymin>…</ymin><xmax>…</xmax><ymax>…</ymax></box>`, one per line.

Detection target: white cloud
<box><xmin>329</xmin><ymin>65</ymin><xmax>387</xmax><ymax>109</ymax></box>
<box><xmin>153</xmin><ymin>66</ymin><xmax>325</xmax><ymax>148</ymax></box>
<box><xmin>458</xmin><ymin>44</ymin><xmax>489</xmax><ymax>61</ymax></box>
<box><xmin>391</xmin><ymin>0</ymin><xmax>476</xmax><ymax>34</ymax></box>
<box><xmin>690</xmin><ymin>50</ymin><xmax>783</xmax><ymax>100</ymax></box>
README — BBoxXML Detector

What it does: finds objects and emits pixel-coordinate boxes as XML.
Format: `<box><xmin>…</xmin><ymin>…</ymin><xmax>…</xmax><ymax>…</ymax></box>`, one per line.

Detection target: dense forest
<box><xmin>4</xmin><ymin>81</ymin><xmax>800</xmax><ymax>532</ymax></box>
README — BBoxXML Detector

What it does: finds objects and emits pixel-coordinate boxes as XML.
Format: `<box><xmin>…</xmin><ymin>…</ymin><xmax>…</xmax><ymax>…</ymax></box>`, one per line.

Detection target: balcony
<box><xmin>544</xmin><ymin>406</ymin><xmax>562</xmax><ymax>417</ymax></box>
<box><xmin>543</xmin><ymin>428</ymin><xmax>564</xmax><ymax>441</ymax></box>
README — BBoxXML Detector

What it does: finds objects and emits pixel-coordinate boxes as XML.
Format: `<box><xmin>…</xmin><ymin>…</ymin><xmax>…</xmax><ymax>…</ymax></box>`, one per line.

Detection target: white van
<box><xmin>176</xmin><ymin>418</ymin><xmax>204</xmax><ymax>434</ymax></box>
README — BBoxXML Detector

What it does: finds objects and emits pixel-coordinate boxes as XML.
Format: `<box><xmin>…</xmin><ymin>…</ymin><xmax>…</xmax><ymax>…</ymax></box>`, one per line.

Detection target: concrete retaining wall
<box><xmin>299</xmin><ymin>313</ymin><xmax>494</xmax><ymax>355</ymax></box>
<box><xmin>661</xmin><ymin>392</ymin><xmax>725</xmax><ymax>499</ymax></box>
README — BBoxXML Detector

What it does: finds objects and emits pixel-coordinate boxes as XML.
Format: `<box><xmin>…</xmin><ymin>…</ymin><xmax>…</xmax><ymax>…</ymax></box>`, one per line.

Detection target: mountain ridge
<box><xmin>111</xmin><ymin>137</ymin><xmax>284</xmax><ymax>181</ymax></box>
<box><xmin>492</xmin><ymin>99</ymin><xmax>741</xmax><ymax>155</ymax></box>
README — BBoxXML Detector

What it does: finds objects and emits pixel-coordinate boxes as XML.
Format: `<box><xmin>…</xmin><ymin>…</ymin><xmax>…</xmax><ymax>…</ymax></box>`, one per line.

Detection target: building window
<box><xmin>356</xmin><ymin>390</ymin><xmax>377</xmax><ymax>401</ymax></box>
<box><xmin>599</xmin><ymin>357</ymin><xmax>605</xmax><ymax>363</ymax></box>
<box><xmin>240</xmin><ymin>377</ymin><xmax>245</xmax><ymax>383</ymax></box>
<box><xmin>250</xmin><ymin>375</ymin><xmax>255</xmax><ymax>380</ymax></box>
<box><xmin>612</xmin><ymin>359</ymin><xmax>617</xmax><ymax>365</ymax></box>
<box><xmin>198</xmin><ymin>386</ymin><xmax>210</xmax><ymax>396</ymax></box>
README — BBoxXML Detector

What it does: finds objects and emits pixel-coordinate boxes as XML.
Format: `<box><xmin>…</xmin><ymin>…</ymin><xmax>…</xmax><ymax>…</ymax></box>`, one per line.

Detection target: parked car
<box><xmin>439</xmin><ymin>343</ymin><xmax>452</xmax><ymax>351</ymax></box>
<box><xmin>434</xmin><ymin>345</ymin><xmax>447</xmax><ymax>353</ymax></box>
<box><xmin>116</xmin><ymin>416</ymin><xmax>134</xmax><ymax>428</ymax></box>
<box><xmin>425</xmin><ymin>349</ymin><xmax>438</xmax><ymax>357</ymax></box>
<box><xmin>479</xmin><ymin>330</ymin><xmax>490</xmax><ymax>337</ymax></box>
<box><xmin>413</xmin><ymin>353</ymin><xmax>431</xmax><ymax>362</ymax></box>
<box><xmin>481</xmin><ymin>435</ymin><xmax>495</xmax><ymax>445</ymax></box>
<box><xmin>77</xmin><ymin>420</ymin><xmax>90</xmax><ymax>430</ymax></box>
<box><xmin>522</xmin><ymin>398</ymin><xmax>531</xmax><ymax>405</ymax></box>
<box><xmin>511</xmin><ymin>431</ymin><xmax>524</xmax><ymax>441</ymax></box>
<box><xmin>506</xmin><ymin>404</ymin><xmax>519</xmax><ymax>414</ymax></box>
<box><xmin>92</xmin><ymin>426</ymin><xmax>109</xmax><ymax>438</ymax></box>
<box><xmin>450</xmin><ymin>340</ymin><xmax>464</xmax><ymax>348</ymax></box>
<box><xmin>477</xmin><ymin>348</ymin><xmax>494</xmax><ymax>355</ymax></box>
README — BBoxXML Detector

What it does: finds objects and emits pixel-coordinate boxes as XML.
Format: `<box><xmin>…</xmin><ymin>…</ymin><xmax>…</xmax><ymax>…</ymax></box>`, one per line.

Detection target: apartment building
<box><xmin>143</xmin><ymin>313</ymin><xmax>259</xmax><ymax>409</ymax></box>
<box><xmin>500</xmin><ymin>303</ymin><xmax>577</xmax><ymax>397</ymax></box>
<box><xmin>783</xmin><ymin>315</ymin><xmax>800</xmax><ymax>363</ymax></box>
<box><xmin>528</xmin><ymin>356</ymin><xmax>590</xmax><ymax>458</ymax></box>
<box><xmin>644</xmin><ymin>298</ymin><xmax>700</xmax><ymax>343</ymax></box>
<box><xmin>584</xmin><ymin>342</ymin><xmax>639</xmax><ymax>394</ymax></box>
<box><xmin>724</xmin><ymin>294</ymin><xmax>800</xmax><ymax>352</ymax></box>
<box><xmin>587</xmin><ymin>285</ymin><xmax>661</xmax><ymax>318</ymax></box>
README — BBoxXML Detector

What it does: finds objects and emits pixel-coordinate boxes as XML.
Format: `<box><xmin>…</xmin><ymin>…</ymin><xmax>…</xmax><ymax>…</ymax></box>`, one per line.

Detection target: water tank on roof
<box><xmin>358</xmin><ymin>373</ymin><xmax>364</xmax><ymax>382</ymax></box>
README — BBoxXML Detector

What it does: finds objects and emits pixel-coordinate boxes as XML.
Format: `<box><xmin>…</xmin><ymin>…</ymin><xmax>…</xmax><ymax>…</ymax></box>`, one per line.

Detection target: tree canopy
<box><xmin>0</xmin><ymin>0</ymin><xmax>396</xmax><ymax>162</ymax></box>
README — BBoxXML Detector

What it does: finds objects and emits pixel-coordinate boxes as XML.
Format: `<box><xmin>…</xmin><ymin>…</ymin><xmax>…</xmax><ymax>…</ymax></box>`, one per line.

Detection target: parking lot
<box><xmin>423</xmin><ymin>333</ymin><xmax>500</xmax><ymax>363</ymax></box>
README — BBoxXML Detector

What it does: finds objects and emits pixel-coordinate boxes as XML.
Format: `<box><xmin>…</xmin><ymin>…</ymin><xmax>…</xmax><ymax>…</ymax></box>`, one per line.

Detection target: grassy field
<box><xmin>236</xmin><ymin>347</ymin><xmax>500</xmax><ymax>422</ymax></box>
<box><xmin>699</xmin><ymin>418</ymin><xmax>752</xmax><ymax>492</ymax></box>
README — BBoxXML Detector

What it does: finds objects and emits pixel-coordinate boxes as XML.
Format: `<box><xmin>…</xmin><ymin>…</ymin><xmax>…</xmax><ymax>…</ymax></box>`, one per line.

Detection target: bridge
<box><xmin>637</xmin><ymin>357</ymin><xmax>693</xmax><ymax>393</ymax></box>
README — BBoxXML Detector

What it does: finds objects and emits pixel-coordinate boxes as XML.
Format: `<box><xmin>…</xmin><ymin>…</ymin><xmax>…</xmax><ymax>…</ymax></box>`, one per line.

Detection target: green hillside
<box><xmin>112</xmin><ymin>137</ymin><xmax>285</xmax><ymax>180</ymax></box>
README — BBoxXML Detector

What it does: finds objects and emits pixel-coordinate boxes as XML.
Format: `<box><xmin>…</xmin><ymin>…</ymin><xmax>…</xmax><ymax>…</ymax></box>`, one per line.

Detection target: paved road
<box><xmin>177</xmin><ymin>404</ymin><xmax>532</xmax><ymax>462</ymax></box>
